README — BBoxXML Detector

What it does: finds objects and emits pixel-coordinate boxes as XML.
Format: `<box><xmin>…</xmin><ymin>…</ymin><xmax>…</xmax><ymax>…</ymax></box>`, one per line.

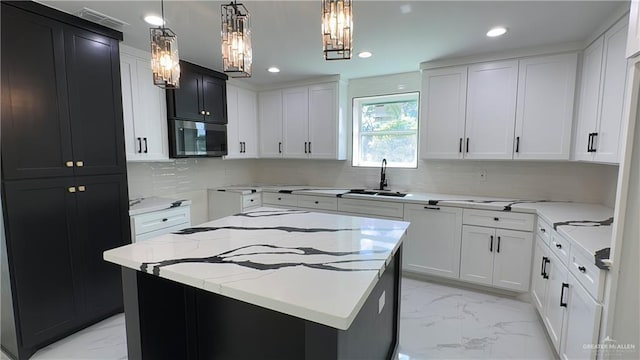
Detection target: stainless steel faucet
<box><xmin>379</xmin><ymin>158</ymin><xmax>387</xmax><ymax>190</ymax></box>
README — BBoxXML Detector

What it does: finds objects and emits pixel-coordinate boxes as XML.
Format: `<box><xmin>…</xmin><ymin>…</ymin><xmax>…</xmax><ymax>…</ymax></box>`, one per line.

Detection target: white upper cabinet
<box><xmin>226</xmin><ymin>84</ymin><xmax>258</xmax><ymax>159</ymax></box>
<box><xmin>465</xmin><ymin>60</ymin><xmax>518</xmax><ymax>160</ymax></box>
<box><xmin>282</xmin><ymin>87</ymin><xmax>310</xmax><ymax>158</ymax></box>
<box><xmin>514</xmin><ymin>54</ymin><xmax>578</xmax><ymax>160</ymax></box>
<box><xmin>627</xmin><ymin>0</ymin><xmax>640</xmax><ymax>58</ymax></box>
<box><xmin>574</xmin><ymin>17</ymin><xmax>629</xmax><ymax>163</ymax></box>
<box><xmin>120</xmin><ymin>45</ymin><xmax>169</xmax><ymax>161</ymax></box>
<box><xmin>258</xmin><ymin>80</ymin><xmax>346</xmax><ymax>160</ymax></box>
<box><xmin>258</xmin><ymin>89</ymin><xmax>283</xmax><ymax>158</ymax></box>
<box><xmin>420</xmin><ymin>66</ymin><xmax>468</xmax><ymax>159</ymax></box>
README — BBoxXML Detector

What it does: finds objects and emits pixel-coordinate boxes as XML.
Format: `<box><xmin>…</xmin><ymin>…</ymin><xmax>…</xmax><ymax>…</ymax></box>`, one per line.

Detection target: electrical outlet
<box><xmin>479</xmin><ymin>170</ymin><xmax>487</xmax><ymax>182</ymax></box>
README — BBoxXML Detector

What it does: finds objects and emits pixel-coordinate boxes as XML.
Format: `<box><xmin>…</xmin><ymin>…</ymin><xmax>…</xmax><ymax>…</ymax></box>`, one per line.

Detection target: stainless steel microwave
<box><xmin>169</xmin><ymin>120</ymin><xmax>228</xmax><ymax>157</ymax></box>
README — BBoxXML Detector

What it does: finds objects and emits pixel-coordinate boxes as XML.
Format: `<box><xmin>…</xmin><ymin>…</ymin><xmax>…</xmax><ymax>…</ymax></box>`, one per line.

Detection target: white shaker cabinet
<box><xmin>531</xmin><ymin>235</ymin><xmax>550</xmax><ymax>314</ymax></box>
<box><xmin>226</xmin><ymin>85</ymin><xmax>258</xmax><ymax>159</ymax></box>
<box><xmin>308</xmin><ymin>82</ymin><xmax>344</xmax><ymax>159</ymax></box>
<box><xmin>258</xmin><ymin>89</ymin><xmax>284</xmax><ymax>158</ymax></box>
<box><xmin>403</xmin><ymin>204</ymin><xmax>463</xmax><ymax>279</ymax></box>
<box><xmin>542</xmin><ymin>251</ymin><xmax>569</xmax><ymax>353</ymax></box>
<box><xmin>560</xmin><ymin>273</ymin><xmax>603</xmax><ymax>360</ymax></box>
<box><xmin>282</xmin><ymin>87</ymin><xmax>310</xmax><ymax>158</ymax></box>
<box><xmin>574</xmin><ymin>17</ymin><xmax>629</xmax><ymax>163</ymax></box>
<box><xmin>464</xmin><ymin>60</ymin><xmax>518</xmax><ymax>159</ymax></box>
<box><xmin>514</xmin><ymin>53</ymin><xmax>578</xmax><ymax>160</ymax></box>
<box><xmin>627</xmin><ymin>0</ymin><xmax>640</xmax><ymax>58</ymax></box>
<box><xmin>120</xmin><ymin>45</ymin><xmax>169</xmax><ymax>161</ymax></box>
<box><xmin>420</xmin><ymin>66</ymin><xmax>468</xmax><ymax>159</ymax></box>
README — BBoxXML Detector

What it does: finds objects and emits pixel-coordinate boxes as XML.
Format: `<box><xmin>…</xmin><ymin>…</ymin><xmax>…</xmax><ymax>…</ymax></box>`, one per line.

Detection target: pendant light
<box><xmin>150</xmin><ymin>0</ymin><xmax>180</xmax><ymax>88</ymax></box>
<box><xmin>221</xmin><ymin>1</ymin><xmax>252</xmax><ymax>78</ymax></box>
<box><xmin>322</xmin><ymin>0</ymin><xmax>352</xmax><ymax>60</ymax></box>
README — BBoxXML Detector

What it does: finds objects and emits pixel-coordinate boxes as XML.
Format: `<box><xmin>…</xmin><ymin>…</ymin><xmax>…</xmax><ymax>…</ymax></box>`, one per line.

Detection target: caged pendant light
<box><xmin>322</xmin><ymin>0</ymin><xmax>352</xmax><ymax>60</ymax></box>
<box><xmin>150</xmin><ymin>0</ymin><xmax>180</xmax><ymax>88</ymax></box>
<box><xmin>221</xmin><ymin>1</ymin><xmax>252</xmax><ymax>78</ymax></box>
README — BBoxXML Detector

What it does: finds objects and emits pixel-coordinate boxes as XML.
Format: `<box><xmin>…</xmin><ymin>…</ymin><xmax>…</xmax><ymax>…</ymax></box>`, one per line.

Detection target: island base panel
<box><xmin>122</xmin><ymin>248</ymin><xmax>402</xmax><ymax>360</ymax></box>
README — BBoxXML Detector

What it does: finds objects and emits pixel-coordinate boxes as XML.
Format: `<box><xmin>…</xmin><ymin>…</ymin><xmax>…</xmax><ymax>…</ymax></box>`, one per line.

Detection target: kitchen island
<box><xmin>104</xmin><ymin>207</ymin><xmax>409</xmax><ymax>360</ymax></box>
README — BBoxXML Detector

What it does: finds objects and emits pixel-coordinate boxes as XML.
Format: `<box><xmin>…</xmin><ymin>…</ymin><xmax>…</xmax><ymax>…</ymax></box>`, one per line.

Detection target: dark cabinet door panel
<box><xmin>64</xmin><ymin>26</ymin><xmax>125</xmax><ymax>176</ymax></box>
<box><xmin>170</xmin><ymin>70</ymin><xmax>202</xmax><ymax>121</ymax></box>
<box><xmin>1</xmin><ymin>5</ymin><xmax>73</xmax><ymax>180</ymax></box>
<box><xmin>2</xmin><ymin>178</ymin><xmax>80</xmax><ymax>348</ymax></box>
<box><xmin>203</xmin><ymin>77</ymin><xmax>227</xmax><ymax>124</ymax></box>
<box><xmin>73</xmin><ymin>175</ymin><xmax>130</xmax><ymax>320</ymax></box>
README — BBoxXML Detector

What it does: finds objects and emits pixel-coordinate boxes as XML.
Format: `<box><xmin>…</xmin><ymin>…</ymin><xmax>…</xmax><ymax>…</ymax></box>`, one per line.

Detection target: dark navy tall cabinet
<box><xmin>1</xmin><ymin>2</ymin><xmax>131</xmax><ymax>359</ymax></box>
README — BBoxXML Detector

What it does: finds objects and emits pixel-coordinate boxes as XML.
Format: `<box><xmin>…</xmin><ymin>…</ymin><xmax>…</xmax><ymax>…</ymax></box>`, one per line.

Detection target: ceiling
<box><xmin>39</xmin><ymin>1</ymin><xmax>627</xmax><ymax>87</ymax></box>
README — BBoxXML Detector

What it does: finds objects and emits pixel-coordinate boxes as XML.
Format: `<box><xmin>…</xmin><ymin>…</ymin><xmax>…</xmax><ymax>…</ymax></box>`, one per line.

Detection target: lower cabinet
<box><xmin>542</xmin><ymin>251</ymin><xmax>569</xmax><ymax>352</ymax></box>
<box><xmin>2</xmin><ymin>175</ymin><xmax>130</xmax><ymax>357</ymax></box>
<box><xmin>459</xmin><ymin>225</ymin><xmax>533</xmax><ymax>291</ymax></box>
<box><xmin>560</xmin><ymin>273</ymin><xmax>603</xmax><ymax>360</ymax></box>
<box><xmin>131</xmin><ymin>205</ymin><xmax>191</xmax><ymax>242</ymax></box>
<box><xmin>530</xmin><ymin>235</ymin><xmax>549</xmax><ymax>314</ymax></box>
<box><xmin>403</xmin><ymin>205</ymin><xmax>462</xmax><ymax>279</ymax></box>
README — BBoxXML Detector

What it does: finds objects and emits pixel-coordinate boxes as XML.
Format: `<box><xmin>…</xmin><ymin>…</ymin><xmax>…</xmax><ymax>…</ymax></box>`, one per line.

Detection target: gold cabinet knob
<box><xmin>200</xmin><ymin>110</ymin><xmax>206</xmax><ymax>115</ymax></box>
<box><xmin>68</xmin><ymin>186</ymin><xmax>77</xmax><ymax>193</ymax></box>
<box><xmin>205</xmin><ymin>111</ymin><xmax>210</xmax><ymax>116</ymax></box>
<box><xmin>65</xmin><ymin>161</ymin><xmax>74</xmax><ymax>167</ymax></box>
<box><xmin>78</xmin><ymin>186</ymin><xmax>86</xmax><ymax>192</ymax></box>
<box><xmin>76</xmin><ymin>161</ymin><xmax>84</xmax><ymax>167</ymax></box>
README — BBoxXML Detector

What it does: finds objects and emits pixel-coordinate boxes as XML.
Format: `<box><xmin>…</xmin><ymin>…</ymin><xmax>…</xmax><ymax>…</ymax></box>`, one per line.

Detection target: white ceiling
<box><xmin>40</xmin><ymin>1</ymin><xmax>627</xmax><ymax>87</ymax></box>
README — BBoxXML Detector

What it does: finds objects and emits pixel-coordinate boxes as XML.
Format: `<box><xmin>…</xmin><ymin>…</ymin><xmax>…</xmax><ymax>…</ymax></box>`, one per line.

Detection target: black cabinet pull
<box><xmin>494</xmin><ymin>217</ymin><xmax>499</xmax><ymax>221</ymax></box>
<box><xmin>541</xmin><ymin>257</ymin><xmax>547</xmax><ymax>276</ymax></box>
<box><xmin>578</xmin><ymin>266</ymin><xmax>586</xmax><ymax>273</ymax></box>
<box><xmin>239</xmin><ymin>142</ymin><xmax>243</xmax><ymax>153</ymax></box>
<box><xmin>143</xmin><ymin>138</ymin><xmax>148</xmax><ymax>153</ymax></box>
<box><xmin>424</xmin><ymin>206</ymin><xmax>440</xmax><ymax>210</ymax></box>
<box><xmin>137</xmin><ymin>137</ymin><xmax>142</xmax><ymax>153</ymax></box>
<box><xmin>543</xmin><ymin>258</ymin><xmax>550</xmax><ymax>279</ymax></box>
<box><xmin>162</xmin><ymin>218</ymin><xmax>168</xmax><ymax>222</ymax></box>
<box><xmin>560</xmin><ymin>283</ymin><xmax>569</xmax><ymax>307</ymax></box>
<box><xmin>277</xmin><ymin>197</ymin><xmax>282</xmax><ymax>200</ymax></box>
<box><xmin>516</xmin><ymin>136</ymin><xmax>520</xmax><ymax>153</ymax></box>
<box><xmin>308</xmin><ymin>142</ymin><xmax>311</xmax><ymax>154</ymax></box>
<box><xmin>540</xmin><ymin>228</ymin><xmax>546</xmax><ymax>233</ymax></box>
<box><xmin>496</xmin><ymin>236</ymin><xmax>501</xmax><ymax>253</ymax></box>
<box><xmin>466</xmin><ymin>137</ymin><xmax>469</xmax><ymax>153</ymax></box>
<box><xmin>591</xmin><ymin>132</ymin><xmax>598</xmax><ymax>152</ymax></box>
<box><xmin>587</xmin><ymin>133</ymin><xmax>592</xmax><ymax>152</ymax></box>
<box><xmin>489</xmin><ymin>235</ymin><xmax>493</xmax><ymax>252</ymax></box>
<box><xmin>459</xmin><ymin>138</ymin><xmax>463</xmax><ymax>153</ymax></box>
<box><xmin>250</xmin><ymin>199</ymin><xmax>254</xmax><ymax>202</ymax></box>
<box><xmin>314</xmin><ymin>201</ymin><xmax>319</xmax><ymax>204</ymax></box>
<box><xmin>555</xmin><ymin>243</ymin><xmax>562</xmax><ymax>249</ymax></box>
<box><xmin>278</xmin><ymin>142</ymin><xmax>282</xmax><ymax>153</ymax></box>
<box><xmin>304</xmin><ymin>142</ymin><xmax>308</xmax><ymax>154</ymax></box>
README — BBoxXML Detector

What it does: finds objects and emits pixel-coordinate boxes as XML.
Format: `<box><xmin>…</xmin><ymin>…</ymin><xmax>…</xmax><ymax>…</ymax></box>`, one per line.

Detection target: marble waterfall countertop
<box><xmin>213</xmin><ymin>186</ymin><xmax>614</xmax><ymax>266</ymax></box>
<box><xmin>104</xmin><ymin>207</ymin><xmax>410</xmax><ymax>330</ymax></box>
<box><xmin>128</xmin><ymin>196</ymin><xmax>192</xmax><ymax>216</ymax></box>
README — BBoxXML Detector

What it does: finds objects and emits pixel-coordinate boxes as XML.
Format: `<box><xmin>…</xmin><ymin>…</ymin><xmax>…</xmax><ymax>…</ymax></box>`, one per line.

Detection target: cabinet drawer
<box><xmin>262</xmin><ymin>192</ymin><xmax>298</xmax><ymax>207</ymax></box>
<box><xmin>549</xmin><ymin>231</ymin><xmax>571</xmax><ymax>266</ymax></box>
<box><xmin>132</xmin><ymin>206</ymin><xmax>191</xmax><ymax>236</ymax></box>
<box><xmin>338</xmin><ymin>199</ymin><xmax>403</xmax><ymax>219</ymax></box>
<box><xmin>536</xmin><ymin>217</ymin><xmax>552</xmax><ymax>245</ymax></box>
<box><xmin>463</xmin><ymin>209</ymin><xmax>534</xmax><ymax>231</ymax></box>
<box><xmin>569</xmin><ymin>247</ymin><xmax>606</xmax><ymax>301</ymax></box>
<box><xmin>297</xmin><ymin>195</ymin><xmax>338</xmax><ymax>211</ymax></box>
<box><xmin>135</xmin><ymin>223</ymin><xmax>190</xmax><ymax>242</ymax></box>
<box><xmin>242</xmin><ymin>193</ymin><xmax>262</xmax><ymax>209</ymax></box>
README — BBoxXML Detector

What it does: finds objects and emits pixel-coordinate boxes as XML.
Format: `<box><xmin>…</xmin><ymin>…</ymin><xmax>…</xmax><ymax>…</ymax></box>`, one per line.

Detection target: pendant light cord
<box><xmin>160</xmin><ymin>0</ymin><xmax>165</xmax><ymax>29</ymax></box>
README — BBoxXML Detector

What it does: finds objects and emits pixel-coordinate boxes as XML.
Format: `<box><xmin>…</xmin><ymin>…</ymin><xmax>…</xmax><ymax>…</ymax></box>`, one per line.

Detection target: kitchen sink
<box><xmin>346</xmin><ymin>189</ymin><xmax>408</xmax><ymax>197</ymax></box>
<box><xmin>375</xmin><ymin>192</ymin><xmax>407</xmax><ymax>197</ymax></box>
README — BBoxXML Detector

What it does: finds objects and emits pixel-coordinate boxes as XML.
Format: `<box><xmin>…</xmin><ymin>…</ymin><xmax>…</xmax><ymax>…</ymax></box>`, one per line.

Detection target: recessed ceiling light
<box><xmin>486</xmin><ymin>26</ymin><xmax>507</xmax><ymax>37</ymax></box>
<box><xmin>144</xmin><ymin>15</ymin><xmax>165</xmax><ymax>26</ymax></box>
<box><xmin>267</xmin><ymin>67</ymin><xmax>280</xmax><ymax>73</ymax></box>
<box><xmin>358</xmin><ymin>51</ymin><xmax>372</xmax><ymax>58</ymax></box>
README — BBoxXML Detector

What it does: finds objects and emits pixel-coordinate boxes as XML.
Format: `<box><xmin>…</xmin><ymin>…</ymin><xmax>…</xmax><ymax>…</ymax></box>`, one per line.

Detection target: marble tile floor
<box><xmin>2</xmin><ymin>277</ymin><xmax>556</xmax><ymax>360</ymax></box>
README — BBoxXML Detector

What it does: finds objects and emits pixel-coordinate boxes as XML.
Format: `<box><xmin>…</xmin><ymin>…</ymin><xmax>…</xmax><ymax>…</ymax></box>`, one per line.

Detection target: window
<box><xmin>352</xmin><ymin>92</ymin><xmax>419</xmax><ymax>168</ymax></box>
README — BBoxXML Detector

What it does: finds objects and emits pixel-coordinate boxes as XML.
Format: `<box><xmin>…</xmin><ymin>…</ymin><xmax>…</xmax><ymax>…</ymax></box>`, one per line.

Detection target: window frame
<box><xmin>351</xmin><ymin>92</ymin><xmax>420</xmax><ymax>168</ymax></box>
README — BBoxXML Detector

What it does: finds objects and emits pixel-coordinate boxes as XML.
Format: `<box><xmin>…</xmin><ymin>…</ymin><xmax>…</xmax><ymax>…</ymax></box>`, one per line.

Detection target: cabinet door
<box><xmin>64</xmin><ymin>26</ymin><xmax>126</xmax><ymax>176</ymax></box>
<box><xmin>134</xmin><ymin>57</ymin><xmax>169</xmax><ymax>160</ymax></box>
<box><xmin>283</xmin><ymin>87</ymin><xmax>310</xmax><ymax>158</ymax></box>
<box><xmin>560</xmin><ymin>274</ymin><xmax>602</xmax><ymax>360</ymax></box>
<box><xmin>3</xmin><ymin>178</ymin><xmax>80</xmax><ymax>348</ymax></box>
<box><xmin>465</xmin><ymin>60</ymin><xmax>518</xmax><ymax>159</ymax></box>
<box><xmin>403</xmin><ymin>205</ymin><xmax>463</xmax><ymax>279</ymax></box>
<box><xmin>170</xmin><ymin>69</ymin><xmax>203</xmax><ymax>121</ymax></box>
<box><xmin>258</xmin><ymin>90</ymin><xmax>283</xmax><ymax>157</ymax></box>
<box><xmin>594</xmin><ymin>18</ymin><xmax>629</xmax><ymax>163</ymax></box>
<box><xmin>531</xmin><ymin>236</ymin><xmax>549</xmax><ymax>314</ymax></box>
<box><xmin>543</xmin><ymin>251</ymin><xmax>568</xmax><ymax>353</ymax></box>
<box><xmin>73</xmin><ymin>175</ymin><xmax>130</xmax><ymax>321</ymax></box>
<box><xmin>308</xmin><ymin>83</ymin><xmax>338</xmax><ymax>159</ymax></box>
<box><xmin>575</xmin><ymin>37</ymin><xmax>604</xmax><ymax>161</ymax></box>
<box><xmin>225</xmin><ymin>84</ymin><xmax>242</xmax><ymax>157</ymax></box>
<box><xmin>238</xmin><ymin>87</ymin><xmax>258</xmax><ymax>157</ymax></box>
<box><xmin>514</xmin><ymin>54</ymin><xmax>577</xmax><ymax>160</ymax></box>
<box><xmin>420</xmin><ymin>66</ymin><xmax>467</xmax><ymax>159</ymax></box>
<box><xmin>202</xmin><ymin>75</ymin><xmax>227</xmax><ymax>124</ymax></box>
<box><xmin>1</xmin><ymin>5</ymin><xmax>74</xmax><ymax>180</ymax></box>
<box><xmin>459</xmin><ymin>225</ymin><xmax>495</xmax><ymax>286</ymax></box>
<box><xmin>492</xmin><ymin>229</ymin><xmax>533</xmax><ymax>291</ymax></box>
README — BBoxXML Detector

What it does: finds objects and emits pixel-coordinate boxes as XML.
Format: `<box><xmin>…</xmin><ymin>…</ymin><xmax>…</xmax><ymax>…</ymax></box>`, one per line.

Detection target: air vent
<box><xmin>75</xmin><ymin>7</ymin><xmax>129</xmax><ymax>30</ymax></box>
